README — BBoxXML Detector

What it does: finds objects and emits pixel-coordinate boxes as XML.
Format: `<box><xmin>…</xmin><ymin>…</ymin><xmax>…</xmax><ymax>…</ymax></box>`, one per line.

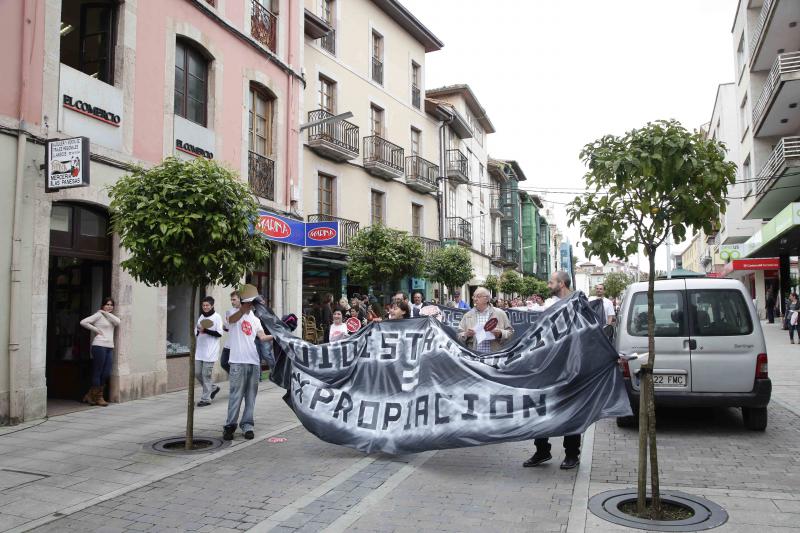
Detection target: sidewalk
<box><xmin>0</xmin><ymin>380</ymin><xmax>300</xmax><ymax>531</ymax></box>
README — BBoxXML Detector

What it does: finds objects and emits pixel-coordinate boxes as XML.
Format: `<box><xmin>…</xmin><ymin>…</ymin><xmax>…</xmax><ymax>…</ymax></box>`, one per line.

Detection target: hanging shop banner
<box><xmin>45</xmin><ymin>136</ymin><xmax>90</xmax><ymax>192</ymax></box>
<box><xmin>254</xmin><ymin>211</ymin><xmax>339</xmax><ymax>247</ymax></box>
<box><xmin>254</xmin><ymin>292</ymin><xmax>631</xmax><ymax>455</ymax></box>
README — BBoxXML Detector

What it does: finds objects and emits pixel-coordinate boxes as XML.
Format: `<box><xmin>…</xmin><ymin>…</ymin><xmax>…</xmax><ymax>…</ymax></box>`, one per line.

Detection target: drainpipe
<box><xmin>8</xmin><ymin>0</ymin><xmax>35</xmax><ymax>424</ymax></box>
<box><xmin>437</xmin><ymin>114</ymin><xmax>452</xmax><ymax>245</ymax></box>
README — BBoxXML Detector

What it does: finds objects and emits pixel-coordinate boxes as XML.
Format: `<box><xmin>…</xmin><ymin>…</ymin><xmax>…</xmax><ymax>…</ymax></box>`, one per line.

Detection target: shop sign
<box><xmin>305</xmin><ymin>222</ymin><xmax>339</xmax><ymax>246</ymax></box>
<box><xmin>175</xmin><ymin>139</ymin><xmax>213</xmax><ymax>159</ymax></box>
<box><xmin>62</xmin><ymin>94</ymin><xmax>121</xmax><ymax>126</ymax></box>
<box><xmin>254</xmin><ymin>210</ymin><xmax>339</xmax><ymax>247</ymax></box>
<box><xmin>719</xmin><ymin>244</ymin><xmax>743</xmax><ymax>261</ymax></box>
<box><xmin>45</xmin><ymin>136</ymin><xmax>90</xmax><ymax>192</ymax></box>
<box><xmin>731</xmin><ymin>258</ymin><xmax>780</xmax><ymax>271</ymax></box>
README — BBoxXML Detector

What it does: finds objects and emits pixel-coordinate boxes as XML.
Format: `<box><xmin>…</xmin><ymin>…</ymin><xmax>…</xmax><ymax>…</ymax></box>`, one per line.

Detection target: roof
<box><xmin>496</xmin><ymin>159</ymin><xmax>527</xmax><ymax>182</ymax></box>
<box><xmin>426</xmin><ymin>84</ymin><xmax>496</xmax><ymax>133</ymax></box>
<box><xmin>372</xmin><ymin>0</ymin><xmax>444</xmax><ymax>53</ymax></box>
<box><xmin>424</xmin><ymin>99</ymin><xmax>472</xmax><ymax>138</ymax></box>
<box><xmin>488</xmin><ymin>158</ymin><xmax>527</xmax><ymax>182</ymax></box>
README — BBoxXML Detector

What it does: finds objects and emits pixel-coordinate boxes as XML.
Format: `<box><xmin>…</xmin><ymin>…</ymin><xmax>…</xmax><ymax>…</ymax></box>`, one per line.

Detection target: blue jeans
<box><xmin>225</xmin><ymin>363</ymin><xmax>260</xmax><ymax>432</ymax></box>
<box><xmin>194</xmin><ymin>360</ymin><xmax>216</xmax><ymax>402</ymax></box>
<box><xmin>256</xmin><ymin>339</ymin><xmax>275</xmax><ymax>368</ymax></box>
<box><xmin>91</xmin><ymin>345</ymin><xmax>114</xmax><ymax>387</ymax></box>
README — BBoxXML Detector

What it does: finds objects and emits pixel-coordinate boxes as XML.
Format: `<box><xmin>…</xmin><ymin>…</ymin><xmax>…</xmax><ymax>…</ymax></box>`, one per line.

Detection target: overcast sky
<box><xmin>403</xmin><ymin>0</ymin><xmax>739</xmax><ymax>271</ymax></box>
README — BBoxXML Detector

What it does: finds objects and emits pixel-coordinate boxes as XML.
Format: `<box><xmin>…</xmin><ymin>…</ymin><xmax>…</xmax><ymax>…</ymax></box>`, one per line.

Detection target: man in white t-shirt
<box><xmin>590</xmin><ymin>283</ymin><xmax>616</xmax><ymax>326</ymax></box>
<box><xmin>223</xmin><ymin>298</ymin><xmax>272</xmax><ymax>441</ymax></box>
<box><xmin>220</xmin><ymin>291</ymin><xmax>241</xmax><ymax>373</ymax></box>
<box><xmin>195</xmin><ymin>296</ymin><xmax>223</xmax><ymax>407</ymax></box>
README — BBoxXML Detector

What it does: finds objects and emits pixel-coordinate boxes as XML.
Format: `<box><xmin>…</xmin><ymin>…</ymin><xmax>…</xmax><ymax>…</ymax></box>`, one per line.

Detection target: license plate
<box><xmin>652</xmin><ymin>374</ymin><xmax>686</xmax><ymax>387</ymax></box>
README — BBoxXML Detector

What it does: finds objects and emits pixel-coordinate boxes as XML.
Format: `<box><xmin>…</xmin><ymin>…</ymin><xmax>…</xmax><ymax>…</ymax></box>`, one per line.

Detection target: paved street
<box><xmin>0</xmin><ymin>320</ymin><xmax>799</xmax><ymax>532</ymax></box>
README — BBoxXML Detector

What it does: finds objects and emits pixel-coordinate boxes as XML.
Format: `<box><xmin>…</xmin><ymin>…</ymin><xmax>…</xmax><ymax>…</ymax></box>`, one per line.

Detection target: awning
<box><xmin>743</xmin><ymin>202</ymin><xmax>800</xmax><ymax>258</ymax></box>
<box><xmin>721</xmin><ymin>257</ymin><xmax>780</xmax><ymax>277</ymax></box>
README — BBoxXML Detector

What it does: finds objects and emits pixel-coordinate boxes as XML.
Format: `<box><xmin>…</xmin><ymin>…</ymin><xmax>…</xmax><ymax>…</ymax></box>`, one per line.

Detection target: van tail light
<box><xmin>756</xmin><ymin>353</ymin><xmax>768</xmax><ymax>379</ymax></box>
<box><xmin>620</xmin><ymin>359</ymin><xmax>631</xmax><ymax>379</ymax></box>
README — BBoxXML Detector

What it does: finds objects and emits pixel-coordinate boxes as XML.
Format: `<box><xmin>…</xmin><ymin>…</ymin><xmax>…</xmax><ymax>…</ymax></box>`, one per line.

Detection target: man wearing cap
<box><xmin>223</xmin><ymin>284</ymin><xmax>272</xmax><ymax>441</ymax></box>
<box><xmin>195</xmin><ymin>296</ymin><xmax>223</xmax><ymax>407</ymax></box>
<box><xmin>454</xmin><ymin>289</ymin><xmax>469</xmax><ymax>310</ymax></box>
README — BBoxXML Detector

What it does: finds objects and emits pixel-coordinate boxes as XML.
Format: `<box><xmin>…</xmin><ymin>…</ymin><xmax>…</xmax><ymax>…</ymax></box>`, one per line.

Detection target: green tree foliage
<box><xmin>499</xmin><ymin>270</ymin><xmax>523</xmax><ymax>297</ymax></box>
<box><xmin>347</xmin><ymin>225</ymin><xmax>425</xmax><ymax>290</ymax></box>
<box><xmin>109</xmin><ymin>157</ymin><xmax>269</xmax><ymax>449</ymax></box>
<box><xmin>521</xmin><ymin>275</ymin><xmax>548</xmax><ymax>298</ymax></box>
<box><xmin>603</xmin><ymin>271</ymin><xmax>634</xmax><ymax>298</ymax></box>
<box><xmin>484</xmin><ymin>274</ymin><xmax>499</xmax><ymax>296</ymax></box>
<box><xmin>567</xmin><ymin>120</ymin><xmax>736</xmax><ymax>517</ymax></box>
<box><xmin>426</xmin><ymin>245</ymin><xmax>473</xmax><ymax>296</ymax></box>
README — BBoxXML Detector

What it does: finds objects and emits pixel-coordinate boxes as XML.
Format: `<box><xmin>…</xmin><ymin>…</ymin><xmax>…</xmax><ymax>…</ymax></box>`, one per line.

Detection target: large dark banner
<box><xmin>256</xmin><ymin>293</ymin><xmax>630</xmax><ymax>455</ymax></box>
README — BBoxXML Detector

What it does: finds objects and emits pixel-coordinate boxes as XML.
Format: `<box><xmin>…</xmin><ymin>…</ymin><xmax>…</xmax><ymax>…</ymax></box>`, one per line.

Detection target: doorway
<box><xmin>46</xmin><ymin>203</ymin><xmax>112</xmax><ymax>408</ymax></box>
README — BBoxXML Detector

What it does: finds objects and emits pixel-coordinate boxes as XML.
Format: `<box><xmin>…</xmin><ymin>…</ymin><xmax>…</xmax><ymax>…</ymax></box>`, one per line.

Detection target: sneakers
<box><xmin>223</xmin><ymin>425</ymin><xmax>235</xmax><ymax>441</ymax></box>
<box><xmin>196</xmin><ymin>400</ymin><xmax>211</xmax><ymax>407</ymax></box>
<box><xmin>523</xmin><ymin>451</ymin><xmax>552</xmax><ymax>467</ymax></box>
<box><xmin>210</xmin><ymin>386</ymin><xmax>221</xmax><ymax>399</ymax></box>
<box><xmin>244</xmin><ymin>430</ymin><xmax>255</xmax><ymax>440</ymax></box>
<box><xmin>560</xmin><ymin>456</ymin><xmax>580</xmax><ymax>470</ymax></box>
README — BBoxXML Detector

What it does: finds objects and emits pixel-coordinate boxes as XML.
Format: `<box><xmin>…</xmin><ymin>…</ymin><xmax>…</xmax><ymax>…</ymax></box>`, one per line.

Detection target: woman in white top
<box><xmin>329</xmin><ymin>310</ymin><xmax>349</xmax><ymax>342</ymax></box>
<box><xmin>79</xmin><ymin>297</ymin><xmax>120</xmax><ymax>406</ymax></box>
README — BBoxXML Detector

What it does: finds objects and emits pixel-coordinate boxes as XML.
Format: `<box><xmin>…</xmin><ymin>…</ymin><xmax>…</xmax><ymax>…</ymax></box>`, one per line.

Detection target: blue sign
<box><xmin>254</xmin><ymin>211</ymin><xmax>340</xmax><ymax>247</ymax></box>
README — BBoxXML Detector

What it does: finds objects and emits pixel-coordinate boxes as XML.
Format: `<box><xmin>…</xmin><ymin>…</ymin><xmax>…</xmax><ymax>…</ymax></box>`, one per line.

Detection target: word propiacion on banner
<box><xmin>253</xmin><ymin>210</ymin><xmax>339</xmax><ymax>247</ymax></box>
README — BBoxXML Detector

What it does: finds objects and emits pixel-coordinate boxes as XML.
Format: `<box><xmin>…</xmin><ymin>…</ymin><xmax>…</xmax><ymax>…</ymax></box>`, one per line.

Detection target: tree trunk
<box><xmin>636</xmin><ymin>368</ymin><xmax>649</xmax><ymax>515</ymax></box>
<box><xmin>186</xmin><ymin>286</ymin><xmax>198</xmax><ymax>450</ymax></box>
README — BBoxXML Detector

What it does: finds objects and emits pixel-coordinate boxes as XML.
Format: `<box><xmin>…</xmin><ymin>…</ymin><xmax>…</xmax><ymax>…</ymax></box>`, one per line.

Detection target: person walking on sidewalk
<box><xmin>788</xmin><ymin>292</ymin><xmax>799</xmax><ymax>344</ymax></box>
<box><xmin>220</xmin><ymin>291</ymin><xmax>241</xmax><ymax>373</ymax></box>
<box><xmin>195</xmin><ymin>296</ymin><xmax>222</xmax><ymax>407</ymax></box>
<box><xmin>223</xmin><ymin>285</ymin><xmax>272</xmax><ymax>441</ymax></box>
<box><xmin>80</xmin><ymin>297</ymin><xmax>120</xmax><ymax>406</ymax></box>
<box><xmin>766</xmin><ymin>288</ymin><xmax>776</xmax><ymax>324</ymax></box>
<box><xmin>524</xmin><ymin>271</ymin><xmax>582</xmax><ymax>470</ymax></box>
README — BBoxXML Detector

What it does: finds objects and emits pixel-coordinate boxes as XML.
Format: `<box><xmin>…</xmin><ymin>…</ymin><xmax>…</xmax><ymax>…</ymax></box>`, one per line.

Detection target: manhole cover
<box><xmin>588</xmin><ymin>489</ymin><xmax>728</xmax><ymax>531</ymax></box>
<box><xmin>144</xmin><ymin>436</ymin><xmax>230</xmax><ymax>455</ymax></box>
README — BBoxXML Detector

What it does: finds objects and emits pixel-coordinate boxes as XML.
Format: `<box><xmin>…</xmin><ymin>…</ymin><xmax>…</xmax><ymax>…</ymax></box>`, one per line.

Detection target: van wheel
<box><xmin>742</xmin><ymin>407</ymin><xmax>767</xmax><ymax>431</ymax></box>
<box><xmin>616</xmin><ymin>416</ymin><xmax>638</xmax><ymax>428</ymax></box>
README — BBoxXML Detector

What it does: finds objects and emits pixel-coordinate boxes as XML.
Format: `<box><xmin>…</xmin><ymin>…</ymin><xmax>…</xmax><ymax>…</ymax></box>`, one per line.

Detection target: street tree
<box><xmin>603</xmin><ymin>271</ymin><xmax>634</xmax><ymax>298</ymax></box>
<box><xmin>567</xmin><ymin>120</ymin><xmax>736</xmax><ymax>518</ymax></box>
<box><xmin>499</xmin><ymin>270</ymin><xmax>523</xmax><ymax>297</ymax></box>
<box><xmin>109</xmin><ymin>157</ymin><xmax>269</xmax><ymax>449</ymax></box>
<box><xmin>347</xmin><ymin>225</ymin><xmax>425</xmax><ymax>292</ymax></box>
<box><xmin>484</xmin><ymin>274</ymin><xmax>499</xmax><ymax>296</ymax></box>
<box><xmin>426</xmin><ymin>245</ymin><xmax>473</xmax><ymax>298</ymax></box>
<box><xmin>521</xmin><ymin>275</ymin><xmax>547</xmax><ymax>298</ymax></box>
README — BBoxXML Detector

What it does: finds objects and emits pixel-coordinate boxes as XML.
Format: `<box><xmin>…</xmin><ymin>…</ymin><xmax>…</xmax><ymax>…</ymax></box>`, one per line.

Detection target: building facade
<box><xmin>1</xmin><ymin>0</ymin><xmax>303</xmax><ymax>423</ymax></box>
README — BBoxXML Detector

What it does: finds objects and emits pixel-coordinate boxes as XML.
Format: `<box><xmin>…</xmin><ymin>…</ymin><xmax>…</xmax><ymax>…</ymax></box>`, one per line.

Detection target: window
<box><xmin>410</xmin><ymin>127</ymin><xmax>421</xmax><ymax>156</ymax></box>
<box><xmin>412</xmin><ymin>204</ymin><xmax>422</xmax><ymax>236</ymax></box>
<box><xmin>318</xmin><ymin>173</ymin><xmax>335</xmax><ymax>216</ymax></box>
<box><xmin>467</xmin><ymin>201</ymin><xmax>473</xmax><ymax>221</ymax></box>
<box><xmin>411</xmin><ymin>62</ymin><xmax>421</xmax><ymax>109</ymax></box>
<box><xmin>448</xmin><ymin>187</ymin><xmax>456</xmax><ymax>217</ymax></box>
<box><xmin>687</xmin><ymin>290</ymin><xmax>753</xmax><ymax>336</ymax></box>
<box><xmin>59</xmin><ymin>0</ymin><xmax>117</xmax><ymax>84</ymax></box>
<box><xmin>736</xmin><ymin>34</ymin><xmax>746</xmax><ymax>75</ymax></box>
<box><xmin>249</xmin><ymin>85</ymin><xmax>274</xmax><ymax>156</ymax></box>
<box><xmin>370</xmin><ymin>104</ymin><xmax>384</xmax><ymax>136</ymax></box>
<box><xmin>739</xmin><ymin>94</ymin><xmax>748</xmax><ymax>137</ymax></box>
<box><xmin>743</xmin><ymin>155</ymin><xmax>753</xmax><ymax>195</ymax></box>
<box><xmin>371</xmin><ymin>190</ymin><xmax>385</xmax><ymax>225</ymax></box>
<box><xmin>175</xmin><ymin>40</ymin><xmax>209</xmax><ymax>126</ymax></box>
<box><xmin>318</xmin><ymin>75</ymin><xmax>336</xmax><ymax>113</ymax></box>
<box><xmin>627</xmin><ymin>290</ymin><xmax>687</xmax><ymax>337</ymax></box>
<box><xmin>480</xmin><ymin>214</ymin><xmax>486</xmax><ymax>254</ymax></box>
<box><xmin>167</xmin><ymin>285</ymin><xmax>198</xmax><ymax>355</ymax></box>
<box><xmin>320</xmin><ymin>0</ymin><xmax>335</xmax><ymax>54</ymax></box>
<box><xmin>371</xmin><ymin>31</ymin><xmax>384</xmax><ymax>84</ymax></box>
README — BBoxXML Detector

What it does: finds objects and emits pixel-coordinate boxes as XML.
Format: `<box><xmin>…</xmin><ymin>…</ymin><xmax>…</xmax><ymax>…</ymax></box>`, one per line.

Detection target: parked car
<box><xmin>616</xmin><ymin>277</ymin><xmax>771</xmax><ymax>430</ymax></box>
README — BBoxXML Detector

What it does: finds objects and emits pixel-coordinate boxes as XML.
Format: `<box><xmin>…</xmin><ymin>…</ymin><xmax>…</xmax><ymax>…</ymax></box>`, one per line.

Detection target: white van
<box><xmin>615</xmin><ymin>277</ymin><xmax>771</xmax><ymax>430</ymax></box>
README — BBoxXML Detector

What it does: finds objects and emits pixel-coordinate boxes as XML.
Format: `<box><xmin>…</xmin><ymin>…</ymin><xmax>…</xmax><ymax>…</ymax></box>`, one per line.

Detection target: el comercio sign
<box><xmin>62</xmin><ymin>95</ymin><xmax>121</xmax><ymax>126</ymax></box>
<box><xmin>175</xmin><ymin>139</ymin><xmax>214</xmax><ymax>159</ymax></box>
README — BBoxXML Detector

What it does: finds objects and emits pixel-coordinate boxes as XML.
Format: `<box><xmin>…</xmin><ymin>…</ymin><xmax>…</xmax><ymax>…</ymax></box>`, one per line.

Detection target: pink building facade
<box><xmin>0</xmin><ymin>0</ymin><xmax>304</xmax><ymax>423</ymax></box>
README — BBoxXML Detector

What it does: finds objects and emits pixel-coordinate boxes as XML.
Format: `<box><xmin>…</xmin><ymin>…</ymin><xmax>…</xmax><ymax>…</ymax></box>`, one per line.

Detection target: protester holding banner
<box><xmin>389</xmin><ymin>301</ymin><xmax>411</xmax><ymax>320</ymax></box>
<box><xmin>410</xmin><ymin>292</ymin><xmax>424</xmax><ymax>317</ymax></box>
<box><xmin>329</xmin><ymin>310</ymin><xmax>349</xmax><ymax>341</ymax></box>
<box><xmin>525</xmin><ymin>271</ymin><xmax>581</xmax><ymax>470</ymax></box>
<box><xmin>457</xmin><ymin>287</ymin><xmax>513</xmax><ymax>353</ymax></box>
<box><xmin>590</xmin><ymin>283</ymin><xmax>616</xmax><ymax>326</ymax></box>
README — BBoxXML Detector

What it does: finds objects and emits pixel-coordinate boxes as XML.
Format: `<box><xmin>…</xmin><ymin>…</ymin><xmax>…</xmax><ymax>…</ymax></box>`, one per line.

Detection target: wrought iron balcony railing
<box><xmin>306</xmin><ymin>109</ymin><xmax>359</xmax><ymax>160</ymax></box>
<box><xmin>446</xmin><ymin>149</ymin><xmax>469</xmax><ymax>183</ymax></box>
<box><xmin>405</xmin><ymin>155</ymin><xmax>439</xmax><ymax>192</ymax></box>
<box><xmin>415</xmin><ymin>236</ymin><xmax>442</xmax><ymax>255</ymax></box>
<box><xmin>363</xmin><ymin>135</ymin><xmax>404</xmax><ymax>179</ymax></box>
<box><xmin>251</xmin><ymin>0</ymin><xmax>277</xmax><ymax>53</ymax></box>
<box><xmin>445</xmin><ymin>216</ymin><xmax>472</xmax><ymax>244</ymax></box>
<box><xmin>248</xmin><ymin>151</ymin><xmax>275</xmax><ymax>201</ymax></box>
<box><xmin>372</xmin><ymin>57</ymin><xmax>383</xmax><ymax>84</ymax></box>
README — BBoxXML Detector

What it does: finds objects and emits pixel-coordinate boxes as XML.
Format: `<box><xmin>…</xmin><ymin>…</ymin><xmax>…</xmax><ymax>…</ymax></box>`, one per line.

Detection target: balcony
<box><xmin>372</xmin><ymin>57</ymin><xmax>383</xmax><ymax>85</ymax></box>
<box><xmin>445</xmin><ymin>216</ymin><xmax>472</xmax><ymax>246</ymax></box>
<box><xmin>446</xmin><ymin>149</ymin><xmax>469</xmax><ymax>185</ymax></box>
<box><xmin>415</xmin><ymin>236</ymin><xmax>441</xmax><ymax>255</ymax></box>
<box><xmin>307</xmin><ymin>214</ymin><xmax>358</xmax><ymax>251</ymax></box>
<box><xmin>412</xmin><ymin>84</ymin><xmax>421</xmax><ymax>109</ymax></box>
<box><xmin>405</xmin><ymin>155</ymin><xmax>439</xmax><ymax>193</ymax></box>
<box><xmin>749</xmin><ymin>0</ymin><xmax>800</xmax><ymax>71</ymax></box>
<box><xmin>306</xmin><ymin>109</ymin><xmax>359</xmax><ymax>161</ymax></box>
<box><xmin>490</xmin><ymin>243</ymin><xmax>519</xmax><ymax>267</ymax></box>
<box><xmin>251</xmin><ymin>0</ymin><xmax>277</xmax><ymax>53</ymax></box>
<box><xmin>248</xmin><ymin>151</ymin><xmax>275</xmax><ymax>201</ymax></box>
<box><xmin>363</xmin><ymin>135</ymin><xmax>404</xmax><ymax>180</ymax></box>
<box><xmin>746</xmin><ymin>136</ymin><xmax>800</xmax><ymax>219</ymax></box>
<box><xmin>490</xmin><ymin>193</ymin><xmax>512</xmax><ymax>218</ymax></box>
<box><xmin>320</xmin><ymin>28</ymin><xmax>335</xmax><ymax>54</ymax></box>
<box><xmin>752</xmin><ymin>52</ymin><xmax>800</xmax><ymax>137</ymax></box>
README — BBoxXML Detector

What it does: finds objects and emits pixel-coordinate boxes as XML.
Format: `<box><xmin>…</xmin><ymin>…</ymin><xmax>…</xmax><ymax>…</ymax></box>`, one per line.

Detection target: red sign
<box><xmin>346</xmin><ymin>317</ymin><xmax>362</xmax><ymax>333</ymax></box>
<box><xmin>257</xmin><ymin>215</ymin><xmax>291</xmax><ymax>239</ymax></box>
<box><xmin>484</xmin><ymin>317</ymin><xmax>498</xmax><ymax>331</ymax></box>
<box><xmin>308</xmin><ymin>227</ymin><xmax>337</xmax><ymax>241</ymax></box>
<box><xmin>731</xmin><ymin>258</ymin><xmax>780</xmax><ymax>271</ymax></box>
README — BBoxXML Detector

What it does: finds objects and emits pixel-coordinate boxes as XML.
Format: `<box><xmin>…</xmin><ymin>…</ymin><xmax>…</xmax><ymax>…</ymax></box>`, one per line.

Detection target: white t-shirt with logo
<box><xmin>228</xmin><ymin>310</ymin><xmax>263</xmax><ymax>365</ymax></box>
<box><xmin>329</xmin><ymin>322</ymin><xmax>349</xmax><ymax>342</ymax></box>
<box><xmin>195</xmin><ymin>312</ymin><xmax>223</xmax><ymax>362</ymax></box>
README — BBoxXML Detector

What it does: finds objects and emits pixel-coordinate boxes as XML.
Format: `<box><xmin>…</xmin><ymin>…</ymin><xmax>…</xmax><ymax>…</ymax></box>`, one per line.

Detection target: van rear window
<box><xmin>687</xmin><ymin>290</ymin><xmax>753</xmax><ymax>336</ymax></box>
<box><xmin>627</xmin><ymin>291</ymin><xmax>686</xmax><ymax>337</ymax></box>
